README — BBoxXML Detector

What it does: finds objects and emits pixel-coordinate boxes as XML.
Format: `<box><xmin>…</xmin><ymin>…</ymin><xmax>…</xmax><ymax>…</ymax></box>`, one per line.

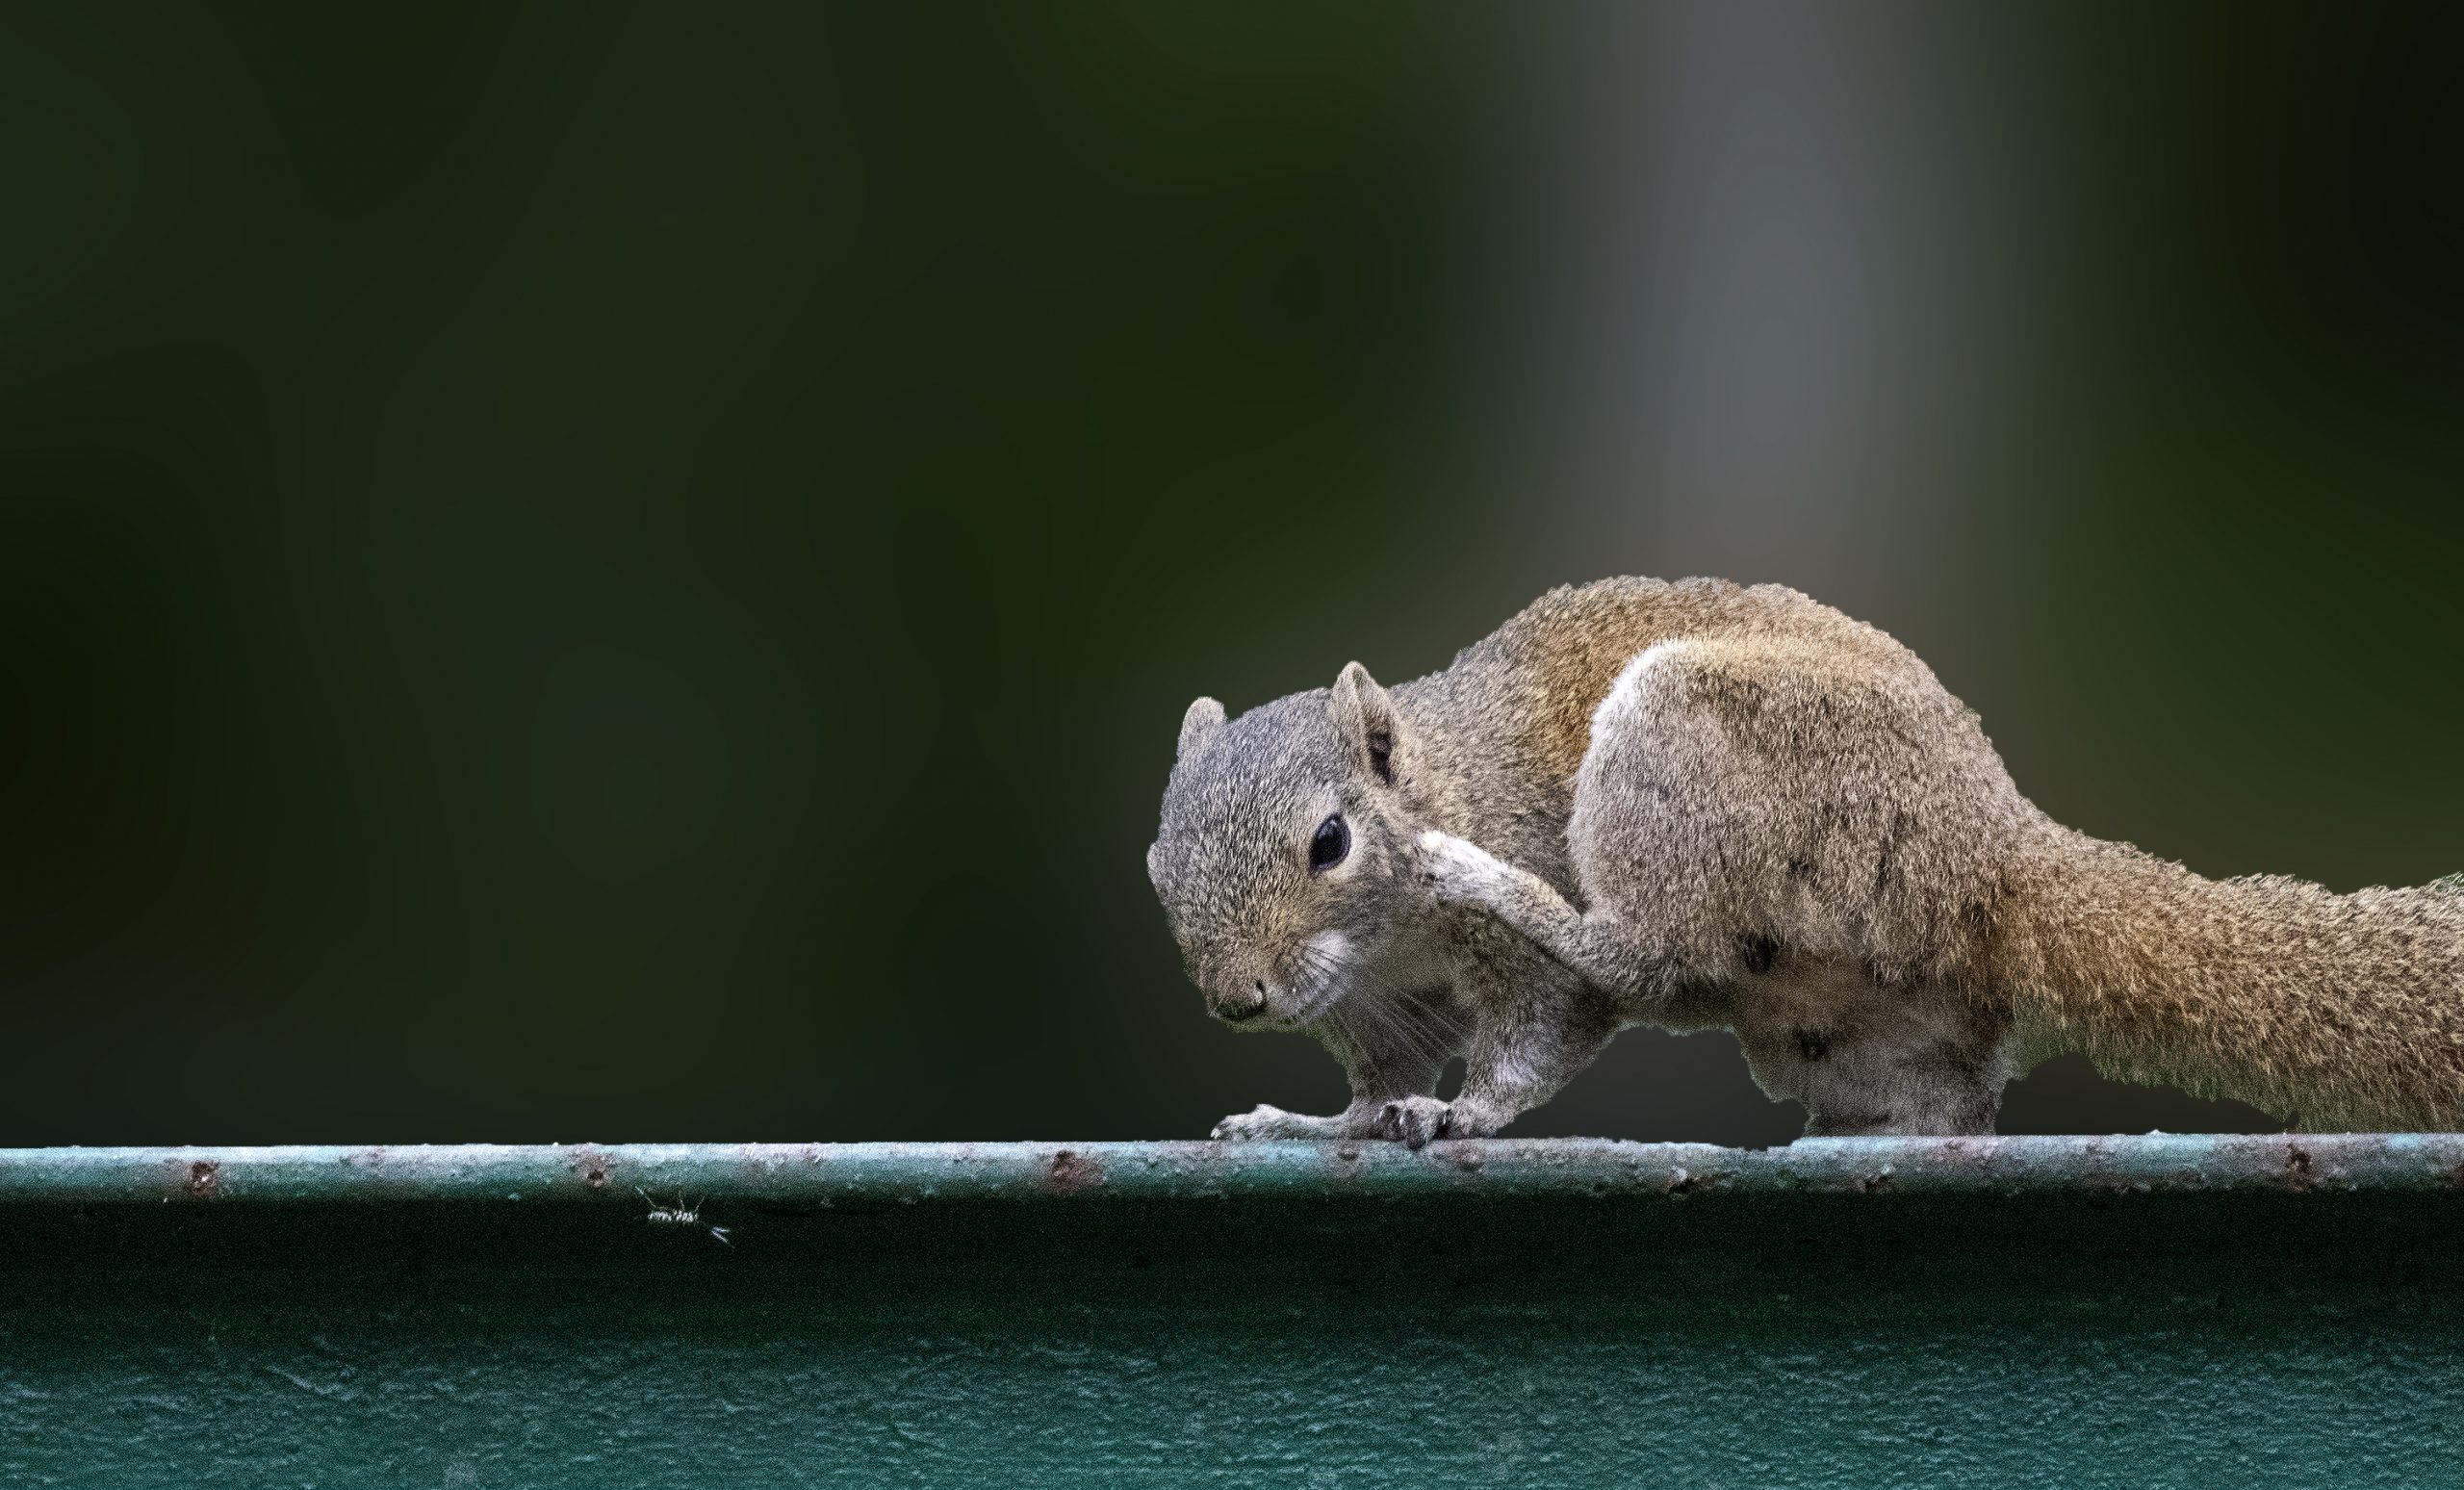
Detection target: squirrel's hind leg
<box><xmin>1566</xmin><ymin>634</ymin><xmax>2028</xmax><ymax>985</ymax></box>
<box><xmin>1416</xmin><ymin>830</ymin><xmax>1673</xmax><ymax>1015</ymax></box>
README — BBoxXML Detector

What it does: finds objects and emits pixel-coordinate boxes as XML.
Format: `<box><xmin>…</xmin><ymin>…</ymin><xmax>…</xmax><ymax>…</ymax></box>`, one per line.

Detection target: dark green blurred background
<box><xmin>3</xmin><ymin>4</ymin><xmax>2458</xmax><ymax>1143</ymax></box>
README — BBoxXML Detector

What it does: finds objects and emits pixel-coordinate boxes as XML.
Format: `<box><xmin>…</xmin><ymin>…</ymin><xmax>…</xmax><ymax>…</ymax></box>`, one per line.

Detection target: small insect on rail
<box><xmin>637</xmin><ymin>1187</ymin><xmax>732</xmax><ymax>1246</ymax></box>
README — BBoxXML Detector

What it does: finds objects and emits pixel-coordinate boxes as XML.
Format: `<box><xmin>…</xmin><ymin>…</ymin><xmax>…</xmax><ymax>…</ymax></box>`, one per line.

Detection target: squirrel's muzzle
<box><xmin>1211</xmin><ymin>982</ymin><xmax>1270</xmax><ymax>1023</ymax></box>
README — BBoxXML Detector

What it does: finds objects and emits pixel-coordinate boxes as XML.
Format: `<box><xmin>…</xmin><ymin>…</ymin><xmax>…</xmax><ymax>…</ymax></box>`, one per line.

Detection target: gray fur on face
<box><xmin>1153</xmin><ymin>578</ymin><xmax>2464</xmax><ymax>1147</ymax></box>
<box><xmin>1148</xmin><ymin>674</ymin><xmax>1427</xmax><ymax>1032</ymax></box>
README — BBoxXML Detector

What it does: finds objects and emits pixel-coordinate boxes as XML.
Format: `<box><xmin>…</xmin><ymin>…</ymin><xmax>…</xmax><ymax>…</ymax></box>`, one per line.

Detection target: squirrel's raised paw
<box><xmin>1415</xmin><ymin>830</ymin><xmax>1513</xmax><ymax>909</ymax></box>
<box><xmin>1211</xmin><ymin>1103</ymin><xmax>1335</xmax><ymax>1141</ymax></box>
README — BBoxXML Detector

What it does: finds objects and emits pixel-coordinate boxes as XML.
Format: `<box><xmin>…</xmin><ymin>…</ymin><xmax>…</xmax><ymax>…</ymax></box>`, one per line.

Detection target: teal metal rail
<box><xmin>2</xmin><ymin>1137</ymin><xmax>2458</xmax><ymax>1485</ymax></box>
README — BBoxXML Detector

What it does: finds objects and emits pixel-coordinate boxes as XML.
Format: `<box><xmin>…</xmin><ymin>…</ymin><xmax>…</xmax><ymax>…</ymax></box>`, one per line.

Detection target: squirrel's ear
<box><xmin>1176</xmin><ymin>696</ymin><xmax>1226</xmax><ymax>761</ymax></box>
<box><xmin>1328</xmin><ymin>661</ymin><xmax>1400</xmax><ymax>785</ymax></box>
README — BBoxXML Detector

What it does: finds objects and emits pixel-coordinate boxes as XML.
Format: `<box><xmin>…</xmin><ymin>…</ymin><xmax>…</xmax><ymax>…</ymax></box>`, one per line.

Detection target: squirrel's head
<box><xmin>1146</xmin><ymin>661</ymin><xmax>1427</xmax><ymax>1031</ymax></box>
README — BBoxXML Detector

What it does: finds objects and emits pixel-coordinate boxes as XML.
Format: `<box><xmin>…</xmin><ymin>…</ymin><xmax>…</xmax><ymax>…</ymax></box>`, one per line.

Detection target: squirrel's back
<box><xmin>1406</xmin><ymin>577</ymin><xmax>1900</xmax><ymax>787</ymax></box>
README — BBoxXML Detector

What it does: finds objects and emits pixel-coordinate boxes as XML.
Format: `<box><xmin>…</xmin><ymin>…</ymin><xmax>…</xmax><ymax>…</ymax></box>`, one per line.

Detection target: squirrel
<box><xmin>1145</xmin><ymin>577</ymin><xmax>2464</xmax><ymax>1145</ymax></box>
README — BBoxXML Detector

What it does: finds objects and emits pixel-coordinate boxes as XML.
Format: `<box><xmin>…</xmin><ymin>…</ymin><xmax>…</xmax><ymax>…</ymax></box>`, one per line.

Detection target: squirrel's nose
<box><xmin>1214</xmin><ymin>982</ymin><xmax>1269</xmax><ymax>1023</ymax></box>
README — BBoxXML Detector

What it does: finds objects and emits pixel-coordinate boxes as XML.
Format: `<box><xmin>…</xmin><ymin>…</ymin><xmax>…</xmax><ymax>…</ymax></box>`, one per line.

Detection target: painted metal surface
<box><xmin>9</xmin><ymin>1132</ymin><xmax>2459</xmax><ymax>1205</ymax></box>
<box><xmin>1</xmin><ymin>1137</ymin><xmax>2458</xmax><ymax>1486</ymax></box>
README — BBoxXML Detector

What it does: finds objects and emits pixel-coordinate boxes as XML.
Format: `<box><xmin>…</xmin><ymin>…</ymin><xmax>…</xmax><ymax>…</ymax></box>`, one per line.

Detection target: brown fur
<box><xmin>1150</xmin><ymin>577</ymin><xmax>2464</xmax><ymax>1142</ymax></box>
<box><xmin>1996</xmin><ymin>837</ymin><xmax>2464</xmax><ymax>1128</ymax></box>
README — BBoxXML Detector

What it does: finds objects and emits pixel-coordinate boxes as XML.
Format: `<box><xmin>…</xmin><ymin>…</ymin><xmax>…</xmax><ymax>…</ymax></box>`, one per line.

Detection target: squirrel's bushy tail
<box><xmin>1990</xmin><ymin>831</ymin><xmax>2464</xmax><ymax>1129</ymax></box>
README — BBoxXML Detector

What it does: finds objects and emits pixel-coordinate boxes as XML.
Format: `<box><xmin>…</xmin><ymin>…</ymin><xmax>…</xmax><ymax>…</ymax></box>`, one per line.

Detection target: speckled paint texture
<box><xmin>1</xmin><ymin>1138</ymin><xmax>2458</xmax><ymax>1486</ymax></box>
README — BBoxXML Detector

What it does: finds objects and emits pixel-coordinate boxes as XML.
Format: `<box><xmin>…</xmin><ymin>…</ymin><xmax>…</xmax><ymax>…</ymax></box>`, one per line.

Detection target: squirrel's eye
<box><xmin>1308</xmin><ymin>814</ymin><xmax>1350</xmax><ymax>872</ymax></box>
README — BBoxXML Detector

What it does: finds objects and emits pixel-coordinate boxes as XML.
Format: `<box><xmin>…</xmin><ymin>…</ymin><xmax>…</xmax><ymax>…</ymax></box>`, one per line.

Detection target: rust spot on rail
<box><xmin>569</xmin><ymin>1147</ymin><xmax>614</xmax><ymax>1194</ymax></box>
<box><xmin>1044</xmin><ymin>1149</ymin><xmax>1106</xmax><ymax>1195</ymax></box>
<box><xmin>2281</xmin><ymin>1145</ymin><xmax>2316</xmax><ymax>1193</ymax></box>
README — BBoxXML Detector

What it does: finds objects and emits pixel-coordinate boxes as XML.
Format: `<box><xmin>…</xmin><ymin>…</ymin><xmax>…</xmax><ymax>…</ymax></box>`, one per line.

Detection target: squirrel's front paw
<box><xmin>1367</xmin><ymin>1094</ymin><xmax>1507</xmax><ymax>1149</ymax></box>
<box><xmin>1212</xmin><ymin>1104</ymin><xmax>1329</xmax><ymax>1141</ymax></box>
<box><xmin>1415</xmin><ymin>830</ymin><xmax>1514</xmax><ymax>910</ymax></box>
<box><xmin>1371</xmin><ymin>1095</ymin><xmax>1456</xmax><ymax>1150</ymax></box>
